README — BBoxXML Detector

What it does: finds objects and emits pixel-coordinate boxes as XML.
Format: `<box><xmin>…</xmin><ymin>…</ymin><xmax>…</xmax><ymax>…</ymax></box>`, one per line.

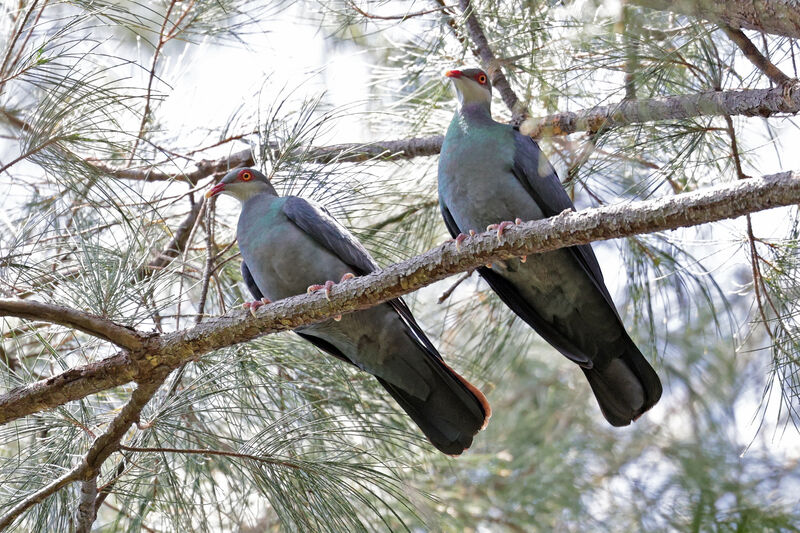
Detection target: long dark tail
<box><xmin>582</xmin><ymin>341</ymin><xmax>662</xmax><ymax>426</ymax></box>
<box><xmin>378</xmin><ymin>357</ymin><xmax>491</xmax><ymax>456</ymax></box>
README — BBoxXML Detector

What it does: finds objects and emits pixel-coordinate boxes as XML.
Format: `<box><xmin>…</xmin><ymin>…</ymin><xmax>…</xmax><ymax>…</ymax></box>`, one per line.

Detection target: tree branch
<box><xmin>1</xmin><ymin>170</ymin><xmax>800</xmax><ymax>426</ymax></box>
<box><xmin>457</xmin><ymin>0</ymin><xmax>526</xmax><ymax>123</ymax></box>
<box><xmin>629</xmin><ymin>0</ymin><xmax>800</xmax><ymax>40</ymax></box>
<box><xmin>520</xmin><ymin>82</ymin><xmax>800</xmax><ymax>138</ymax></box>
<box><xmin>0</xmin><ymin>377</ymin><xmax>165</xmax><ymax>531</ymax></box>
<box><xmin>0</xmin><ymin>300</ymin><xmax>145</xmax><ymax>350</ymax></box>
<box><xmin>720</xmin><ymin>25</ymin><xmax>792</xmax><ymax>86</ymax></box>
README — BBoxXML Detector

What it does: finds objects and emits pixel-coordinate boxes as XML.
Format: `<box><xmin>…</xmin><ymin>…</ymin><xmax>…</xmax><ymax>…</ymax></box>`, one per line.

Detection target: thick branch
<box><xmin>1</xmin><ymin>171</ymin><xmax>799</xmax><ymax>425</ymax></box>
<box><xmin>457</xmin><ymin>0</ymin><xmax>526</xmax><ymax>123</ymax></box>
<box><xmin>520</xmin><ymin>82</ymin><xmax>800</xmax><ymax>138</ymax></box>
<box><xmin>0</xmin><ymin>300</ymin><xmax>145</xmax><ymax>350</ymax></box>
<box><xmin>630</xmin><ymin>0</ymin><xmax>800</xmax><ymax>40</ymax></box>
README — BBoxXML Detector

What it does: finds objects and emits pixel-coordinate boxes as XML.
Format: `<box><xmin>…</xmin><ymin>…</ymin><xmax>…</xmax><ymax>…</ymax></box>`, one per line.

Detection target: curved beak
<box><xmin>445</xmin><ymin>69</ymin><xmax>463</xmax><ymax>79</ymax></box>
<box><xmin>205</xmin><ymin>182</ymin><xmax>226</xmax><ymax>198</ymax></box>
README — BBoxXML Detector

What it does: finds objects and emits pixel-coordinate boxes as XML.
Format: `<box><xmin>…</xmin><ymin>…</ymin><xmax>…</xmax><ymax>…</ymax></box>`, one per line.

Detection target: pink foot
<box><xmin>307</xmin><ymin>280</ymin><xmax>336</xmax><ymax>300</ymax></box>
<box><xmin>487</xmin><ymin>220</ymin><xmax>515</xmax><ymax>240</ymax></box>
<box><xmin>339</xmin><ymin>272</ymin><xmax>355</xmax><ymax>282</ymax></box>
<box><xmin>243</xmin><ymin>297</ymin><xmax>271</xmax><ymax>317</ymax></box>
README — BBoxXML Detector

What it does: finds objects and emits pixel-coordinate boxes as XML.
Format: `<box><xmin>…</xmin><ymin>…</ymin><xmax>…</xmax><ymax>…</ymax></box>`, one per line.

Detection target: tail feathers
<box><xmin>378</xmin><ymin>359</ymin><xmax>490</xmax><ymax>456</ymax></box>
<box><xmin>583</xmin><ymin>345</ymin><xmax>662</xmax><ymax>427</ymax></box>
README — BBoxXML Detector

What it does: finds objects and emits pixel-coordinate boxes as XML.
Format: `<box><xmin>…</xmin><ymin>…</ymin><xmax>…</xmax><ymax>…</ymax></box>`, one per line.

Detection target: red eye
<box><xmin>477</xmin><ymin>74</ymin><xmax>487</xmax><ymax>84</ymax></box>
<box><xmin>239</xmin><ymin>170</ymin><xmax>253</xmax><ymax>181</ymax></box>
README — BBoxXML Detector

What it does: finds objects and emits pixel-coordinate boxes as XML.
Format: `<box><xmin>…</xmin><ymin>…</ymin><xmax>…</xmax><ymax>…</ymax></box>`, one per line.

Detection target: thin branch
<box><xmin>457</xmin><ymin>0</ymin><xmax>526</xmax><ymax>124</ymax></box>
<box><xmin>0</xmin><ymin>463</ymin><xmax>84</xmax><ymax>531</ymax></box>
<box><xmin>0</xmin><ymin>300</ymin><xmax>145</xmax><ymax>350</ymax></box>
<box><xmin>138</xmin><ymin>199</ymin><xmax>203</xmax><ymax>279</ymax></box>
<box><xmin>630</xmin><ymin>0</ymin><xmax>800</xmax><ymax>40</ymax></box>
<box><xmin>1</xmin><ymin>170</ymin><xmax>800</xmax><ymax>426</ymax></box>
<box><xmin>117</xmin><ymin>444</ymin><xmax>301</xmax><ymax>470</ymax></box>
<box><xmin>438</xmin><ymin>270</ymin><xmax>473</xmax><ymax>303</ymax></box>
<box><xmin>721</xmin><ymin>25</ymin><xmax>792</xmax><ymax>86</ymax></box>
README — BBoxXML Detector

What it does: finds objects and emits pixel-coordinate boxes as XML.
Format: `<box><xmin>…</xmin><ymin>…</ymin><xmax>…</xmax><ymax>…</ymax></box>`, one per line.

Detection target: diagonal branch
<box><xmin>720</xmin><ymin>25</ymin><xmax>792</xmax><ymax>86</ymax></box>
<box><xmin>457</xmin><ymin>0</ymin><xmax>526</xmax><ymax>123</ymax></box>
<box><xmin>1</xmin><ymin>170</ymin><xmax>799</xmax><ymax>426</ymax></box>
<box><xmin>0</xmin><ymin>300</ymin><xmax>145</xmax><ymax>350</ymax></box>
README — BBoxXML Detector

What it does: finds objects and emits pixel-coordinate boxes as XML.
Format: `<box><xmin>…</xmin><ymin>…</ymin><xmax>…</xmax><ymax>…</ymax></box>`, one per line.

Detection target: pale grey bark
<box><xmin>1</xmin><ymin>170</ymin><xmax>799</xmax><ymax>427</ymax></box>
<box><xmin>520</xmin><ymin>82</ymin><xmax>800</xmax><ymax>137</ymax></box>
<box><xmin>0</xmin><ymin>300</ymin><xmax>145</xmax><ymax>350</ymax></box>
<box><xmin>630</xmin><ymin>0</ymin><xmax>800</xmax><ymax>39</ymax></box>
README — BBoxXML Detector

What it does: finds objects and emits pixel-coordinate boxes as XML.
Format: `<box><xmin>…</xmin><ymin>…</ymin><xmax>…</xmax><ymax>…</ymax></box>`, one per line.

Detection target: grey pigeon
<box><xmin>438</xmin><ymin>68</ymin><xmax>661</xmax><ymax>426</ymax></box>
<box><xmin>206</xmin><ymin>168</ymin><xmax>490</xmax><ymax>454</ymax></box>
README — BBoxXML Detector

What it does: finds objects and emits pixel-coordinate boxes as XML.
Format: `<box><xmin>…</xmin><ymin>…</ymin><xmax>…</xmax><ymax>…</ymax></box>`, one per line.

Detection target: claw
<box><xmin>307</xmin><ymin>284</ymin><xmax>324</xmax><ymax>294</ymax></box>
<box><xmin>333</xmin><ymin>314</ymin><xmax>342</xmax><ymax>321</ymax></box>
<box><xmin>454</xmin><ymin>233</ymin><xmax>468</xmax><ymax>250</ymax></box>
<box><xmin>520</xmin><ymin>255</ymin><xmax>527</xmax><ymax>263</ymax></box>
<box><xmin>469</xmin><ymin>229</ymin><xmax>476</xmax><ymax>236</ymax></box>
<box><xmin>487</xmin><ymin>220</ymin><xmax>515</xmax><ymax>240</ymax></box>
<box><xmin>340</xmin><ymin>272</ymin><xmax>355</xmax><ymax>283</ymax></box>
<box><xmin>243</xmin><ymin>297</ymin><xmax>271</xmax><ymax>317</ymax></box>
<box><xmin>515</xmin><ymin>218</ymin><xmax>523</xmax><ymax>225</ymax></box>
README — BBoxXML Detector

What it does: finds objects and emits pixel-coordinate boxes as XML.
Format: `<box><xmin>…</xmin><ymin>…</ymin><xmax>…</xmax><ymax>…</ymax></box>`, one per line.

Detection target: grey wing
<box><xmin>283</xmin><ymin>196</ymin><xmax>443</xmax><ymax>361</ymax></box>
<box><xmin>282</xmin><ymin>196</ymin><xmax>378</xmax><ymax>275</ymax></box>
<box><xmin>241</xmin><ymin>261</ymin><xmax>264</xmax><ymax>301</ymax></box>
<box><xmin>510</xmin><ymin>128</ymin><xmax>617</xmax><ymax>312</ymax></box>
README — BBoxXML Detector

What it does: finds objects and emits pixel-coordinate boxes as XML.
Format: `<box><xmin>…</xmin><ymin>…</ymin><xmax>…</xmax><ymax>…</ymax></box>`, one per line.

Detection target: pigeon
<box><xmin>438</xmin><ymin>68</ymin><xmax>661</xmax><ymax>425</ymax></box>
<box><xmin>206</xmin><ymin>167</ymin><xmax>490</xmax><ymax>454</ymax></box>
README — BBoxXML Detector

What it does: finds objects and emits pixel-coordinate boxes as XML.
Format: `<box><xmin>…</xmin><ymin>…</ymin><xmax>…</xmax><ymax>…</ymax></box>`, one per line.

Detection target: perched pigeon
<box><xmin>438</xmin><ymin>68</ymin><xmax>661</xmax><ymax>426</ymax></box>
<box><xmin>206</xmin><ymin>168</ymin><xmax>490</xmax><ymax>454</ymax></box>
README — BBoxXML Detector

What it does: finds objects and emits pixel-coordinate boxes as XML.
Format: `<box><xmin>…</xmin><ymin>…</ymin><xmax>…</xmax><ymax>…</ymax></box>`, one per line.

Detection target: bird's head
<box><xmin>445</xmin><ymin>68</ymin><xmax>492</xmax><ymax>111</ymax></box>
<box><xmin>205</xmin><ymin>167</ymin><xmax>276</xmax><ymax>202</ymax></box>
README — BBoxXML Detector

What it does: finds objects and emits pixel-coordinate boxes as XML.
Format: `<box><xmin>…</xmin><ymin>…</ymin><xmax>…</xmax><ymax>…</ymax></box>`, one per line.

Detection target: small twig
<box><xmin>348</xmin><ymin>0</ymin><xmax>452</xmax><ymax>20</ymax></box>
<box><xmin>438</xmin><ymin>270</ymin><xmax>473</xmax><ymax>303</ymax></box>
<box><xmin>721</xmin><ymin>25</ymin><xmax>792</xmax><ymax>87</ymax></box>
<box><xmin>118</xmin><ymin>444</ymin><xmax>301</xmax><ymax>470</ymax></box>
<box><xmin>100</xmin><ymin>501</ymin><xmax>159</xmax><ymax>533</ymax></box>
<box><xmin>195</xmin><ymin>200</ymin><xmax>217</xmax><ymax>324</ymax></box>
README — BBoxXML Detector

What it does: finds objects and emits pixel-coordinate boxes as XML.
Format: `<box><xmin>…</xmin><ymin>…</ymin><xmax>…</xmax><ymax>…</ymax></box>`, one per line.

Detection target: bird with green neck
<box><xmin>438</xmin><ymin>68</ymin><xmax>662</xmax><ymax>426</ymax></box>
<box><xmin>207</xmin><ymin>167</ymin><xmax>490</xmax><ymax>455</ymax></box>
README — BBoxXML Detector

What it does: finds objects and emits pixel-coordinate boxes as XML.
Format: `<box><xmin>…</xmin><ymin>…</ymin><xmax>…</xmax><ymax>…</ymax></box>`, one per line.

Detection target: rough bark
<box><xmin>0</xmin><ymin>300</ymin><xmax>145</xmax><ymax>350</ymax></box>
<box><xmin>630</xmin><ymin>0</ymin><xmax>800</xmax><ymax>40</ymax></box>
<box><xmin>1</xmin><ymin>170</ymin><xmax>799</xmax><ymax>426</ymax></box>
<box><xmin>520</xmin><ymin>82</ymin><xmax>800</xmax><ymax>137</ymax></box>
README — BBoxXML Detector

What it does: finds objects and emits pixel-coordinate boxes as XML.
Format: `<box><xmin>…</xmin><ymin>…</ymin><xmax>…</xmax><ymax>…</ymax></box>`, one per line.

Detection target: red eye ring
<box><xmin>239</xmin><ymin>170</ymin><xmax>253</xmax><ymax>181</ymax></box>
<box><xmin>477</xmin><ymin>74</ymin><xmax>487</xmax><ymax>84</ymax></box>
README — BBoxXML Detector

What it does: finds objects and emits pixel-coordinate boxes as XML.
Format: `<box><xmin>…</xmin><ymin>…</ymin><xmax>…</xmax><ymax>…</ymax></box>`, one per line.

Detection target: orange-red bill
<box><xmin>445</xmin><ymin>69</ymin><xmax>462</xmax><ymax>78</ymax></box>
<box><xmin>205</xmin><ymin>183</ymin><xmax>225</xmax><ymax>198</ymax></box>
